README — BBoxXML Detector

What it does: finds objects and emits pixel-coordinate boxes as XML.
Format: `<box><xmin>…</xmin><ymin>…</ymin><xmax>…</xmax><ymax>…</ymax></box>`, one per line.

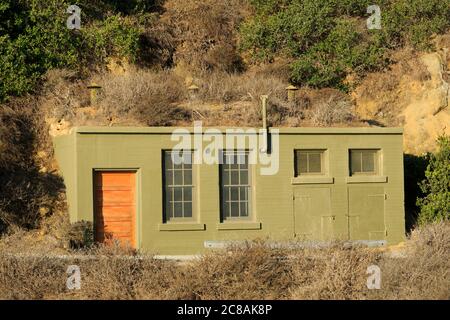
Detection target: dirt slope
<box><xmin>353</xmin><ymin>34</ymin><xmax>450</xmax><ymax>155</ymax></box>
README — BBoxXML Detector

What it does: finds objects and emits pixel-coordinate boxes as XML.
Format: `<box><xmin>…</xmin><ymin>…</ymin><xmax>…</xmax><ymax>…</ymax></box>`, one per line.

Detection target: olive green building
<box><xmin>53</xmin><ymin>126</ymin><xmax>405</xmax><ymax>254</ymax></box>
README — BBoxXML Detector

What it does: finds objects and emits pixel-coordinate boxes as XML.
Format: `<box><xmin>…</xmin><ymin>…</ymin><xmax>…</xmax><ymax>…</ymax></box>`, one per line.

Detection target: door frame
<box><xmin>92</xmin><ymin>168</ymin><xmax>141</xmax><ymax>249</ymax></box>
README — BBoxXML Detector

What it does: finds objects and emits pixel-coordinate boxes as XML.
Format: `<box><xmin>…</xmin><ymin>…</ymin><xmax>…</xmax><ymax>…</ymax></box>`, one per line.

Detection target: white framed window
<box><xmin>163</xmin><ymin>150</ymin><xmax>194</xmax><ymax>221</ymax></box>
<box><xmin>220</xmin><ymin>150</ymin><xmax>251</xmax><ymax>220</ymax></box>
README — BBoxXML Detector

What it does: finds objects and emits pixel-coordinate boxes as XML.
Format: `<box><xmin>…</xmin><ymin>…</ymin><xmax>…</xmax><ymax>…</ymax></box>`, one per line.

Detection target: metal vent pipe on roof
<box><xmin>260</xmin><ymin>95</ymin><xmax>269</xmax><ymax>153</ymax></box>
<box><xmin>87</xmin><ymin>82</ymin><xmax>102</xmax><ymax>106</ymax></box>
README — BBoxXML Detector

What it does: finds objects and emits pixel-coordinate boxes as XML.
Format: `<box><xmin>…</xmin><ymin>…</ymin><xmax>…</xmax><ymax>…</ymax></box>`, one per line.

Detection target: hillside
<box><xmin>0</xmin><ymin>0</ymin><xmax>449</xmax><ymax>248</ymax></box>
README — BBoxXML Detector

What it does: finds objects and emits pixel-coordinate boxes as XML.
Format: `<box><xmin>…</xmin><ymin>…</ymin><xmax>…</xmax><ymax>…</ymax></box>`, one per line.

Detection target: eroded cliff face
<box><xmin>353</xmin><ymin>35</ymin><xmax>450</xmax><ymax>155</ymax></box>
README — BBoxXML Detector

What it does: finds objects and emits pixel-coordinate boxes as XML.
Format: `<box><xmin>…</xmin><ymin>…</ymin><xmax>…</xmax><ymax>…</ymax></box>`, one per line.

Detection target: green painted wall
<box><xmin>53</xmin><ymin>126</ymin><xmax>405</xmax><ymax>254</ymax></box>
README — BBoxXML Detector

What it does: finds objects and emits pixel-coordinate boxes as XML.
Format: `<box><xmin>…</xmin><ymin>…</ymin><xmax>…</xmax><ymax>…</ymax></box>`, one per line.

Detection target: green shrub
<box><xmin>0</xmin><ymin>0</ymin><xmax>154</xmax><ymax>102</ymax></box>
<box><xmin>81</xmin><ymin>14</ymin><xmax>142</xmax><ymax>65</ymax></box>
<box><xmin>417</xmin><ymin>136</ymin><xmax>450</xmax><ymax>225</ymax></box>
<box><xmin>68</xmin><ymin>220</ymin><xmax>94</xmax><ymax>249</ymax></box>
<box><xmin>240</xmin><ymin>0</ymin><xmax>450</xmax><ymax>89</ymax></box>
<box><xmin>290</xmin><ymin>19</ymin><xmax>384</xmax><ymax>90</ymax></box>
<box><xmin>0</xmin><ymin>0</ymin><xmax>80</xmax><ymax>101</ymax></box>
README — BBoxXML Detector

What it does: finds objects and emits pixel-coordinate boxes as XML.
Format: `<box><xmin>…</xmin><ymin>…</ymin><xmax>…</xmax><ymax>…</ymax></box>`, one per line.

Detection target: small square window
<box><xmin>295</xmin><ymin>150</ymin><xmax>325</xmax><ymax>176</ymax></box>
<box><xmin>349</xmin><ymin>149</ymin><xmax>379</xmax><ymax>175</ymax></box>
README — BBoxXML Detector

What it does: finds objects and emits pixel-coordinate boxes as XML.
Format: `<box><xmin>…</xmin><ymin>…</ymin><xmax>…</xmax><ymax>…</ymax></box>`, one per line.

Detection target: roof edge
<box><xmin>73</xmin><ymin>126</ymin><xmax>403</xmax><ymax>135</ymax></box>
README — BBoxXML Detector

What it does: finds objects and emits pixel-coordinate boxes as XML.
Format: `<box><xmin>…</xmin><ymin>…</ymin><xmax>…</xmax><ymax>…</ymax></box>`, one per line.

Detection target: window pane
<box><xmin>239</xmin><ymin>187</ymin><xmax>247</xmax><ymax>202</ymax></box>
<box><xmin>174</xmin><ymin>170</ymin><xmax>183</xmax><ymax>185</ymax></box>
<box><xmin>222</xmin><ymin>169</ymin><xmax>229</xmax><ymax>185</ymax></box>
<box><xmin>165</xmin><ymin>187</ymin><xmax>172</xmax><ymax>202</ymax></box>
<box><xmin>230</xmin><ymin>202</ymin><xmax>239</xmax><ymax>217</ymax></box>
<box><xmin>183</xmin><ymin>187</ymin><xmax>192</xmax><ymax>201</ymax></box>
<box><xmin>308</xmin><ymin>153</ymin><xmax>321</xmax><ymax>173</ymax></box>
<box><xmin>164</xmin><ymin>152</ymin><xmax>173</xmax><ymax>169</ymax></box>
<box><xmin>174</xmin><ymin>187</ymin><xmax>182</xmax><ymax>201</ymax></box>
<box><xmin>222</xmin><ymin>202</ymin><xmax>230</xmax><ymax>218</ymax></box>
<box><xmin>237</xmin><ymin>153</ymin><xmax>246</xmax><ymax>165</ymax></box>
<box><xmin>165</xmin><ymin>170</ymin><xmax>173</xmax><ymax>185</ymax></box>
<box><xmin>174</xmin><ymin>203</ymin><xmax>183</xmax><ymax>217</ymax></box>
<box><xmin>184</xmin><ymin>169</ymin><xmax>192</xmax><ymax>185</ymax></box>
<box><xmin>296</xmin><ymin>150</ymin><xmax>325</xmax><ymax>175</ymax></box>
<box><xmin>165</xmin><ymin>191</ymin><xmax>172</xmax><ymax>219</ymax></box>
<box><xmin>230</xmin><ymin>170</ymin><xmax>239</xmax><ymax>185</ymax></box>
<box><xmin>229</xmin><ymin>154</ymin><xmax>239</xmax><ymax>169</ymax></box>
<box><xmin>223</xmin><ymin>187</ymin><xmax>230</xmax><ymax>202</ymax></box>
<box><xmin>240</xmin><ymin>170</ymin><xmax>248</xmax><ymax>185</ymax></box>
<box><xmin>225</xmin><ymin>154</ymin><xmax>233</xmax><ymax>165</ymax></box>
<box><xmin>350</xmin><ymin>151</ymin><xmax>362</xmax><ymax>174</ymax></box>
<box><xmin>362</xmin><ymin>151</ymin><xmax>375</xmax><ymax>172</ymax></box>
<box><xmin>230</xmin><ymin>187</ymin><xmax>239</xmax><ymax>201</ymax></box>
<box><xmin>241</xmin><ymin>202</ymin><xmax>248</xmax><ymax>217</ymax></box>
<box><xmin>298</xmin><ymin>152</ymin><xmax>308</xmax><ymax>174</ymax></box>
<box><xmin>173</xmin><ymin>157</ymin><xmax>183</xmax><ymax>170</ymax></box>
<box><xmin>182</xmin><ymin>152</ymin><xmax>192</xmax><ymax>167</ymax></box>
<box><xmin>183</xmin><ymin>202</ymin><xmax>192</xmax><ymax>218</ymax></box>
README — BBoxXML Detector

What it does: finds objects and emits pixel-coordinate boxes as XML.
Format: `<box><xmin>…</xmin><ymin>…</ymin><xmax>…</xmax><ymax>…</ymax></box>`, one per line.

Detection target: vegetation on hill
<box><xmin>240</xmin><ymin>0</ymin><xmax>450</xmax><ymax>89</ymax></box>
<box><xmin>1</xmin><ymin>0</ymin><xmax>449</xmax><ymax>101</ymax></box>
<box><xmin>417</xmin><ymin>135</ymin><xmax>450</xmax><ymax>225</ymax></box>
<box><xmin>0</xmin><ymin>0</ymin><xmax>162</xmax><ymax>102</ymax></box>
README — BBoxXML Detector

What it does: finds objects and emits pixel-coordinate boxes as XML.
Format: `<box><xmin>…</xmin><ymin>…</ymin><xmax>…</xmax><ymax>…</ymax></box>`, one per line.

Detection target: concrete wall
<box><xmin>54</xmin><ymin>126</ymin><xmax>405</xmax><ymax>254</ymax></box>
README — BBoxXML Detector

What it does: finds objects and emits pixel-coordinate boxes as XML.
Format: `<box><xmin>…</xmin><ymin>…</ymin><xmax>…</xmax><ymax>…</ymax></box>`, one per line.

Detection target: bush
<box><xmin>164</xmin><ymin>0</ymin><xmax>246</xmax><ymax>73</ymax></box>
<box><xmin>0</xmin><ymin>0</ymin><xmax>165</xmax><ymax>102</ymax></box>
<box><xmin>68</xmin><ymin>221</ymin><xmax>94</xmax><ymax>249</ymax></box>
<box><xmin>179</xmin><ymin>242</ymin><xmax>293</xmax><ymax>299</ymax></box>
<box><xmin>416</xmin><ymin>135</ymin><xmax>450</xmax><ymax>225</ymax></box>
<box><xmin>81</xmin><ymin>14</ymin><xmax>142</xmax><ymax>65</ymax></box>
<box><xmin>310</xmin><ymin>94</ymin><xmax>354</xmax><ymax>126</ymax></box>
<box><xmin>240</xmin><ymin>0</ymin><xmax>450</xmax><ymax>89</ymax></box>
<box><xmin>93</xmin><ymin>68</ymin><xmax>189</xmax><ymax>126</ymax></box>
<box><xmin>0</xmin><ymin>0</ymin><xmax>80</xmax><ymax>101</ymax></box>
<box><xmin>1</xmin><ymin>223</ymin><xmax>449</xmax><ymax>299</ymax></box>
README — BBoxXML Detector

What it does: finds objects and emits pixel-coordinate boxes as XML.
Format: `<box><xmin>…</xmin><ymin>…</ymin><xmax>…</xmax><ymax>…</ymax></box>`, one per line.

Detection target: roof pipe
<box><xmin>260</xmin><ymin>95</ymin><xmax>269</xmax><ymax>153</ymax></box>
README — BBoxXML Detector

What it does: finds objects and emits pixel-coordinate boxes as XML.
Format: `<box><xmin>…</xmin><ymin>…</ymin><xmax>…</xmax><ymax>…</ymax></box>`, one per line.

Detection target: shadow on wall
<box><xmin>403</xmin><ymin>153</ymin><xmax>429</xmax><ymax>233</ymax></box>
<box><xmin>0</xmin><ymin>102</ymin><xmax>65</xmax><ymax>234</ymax></box>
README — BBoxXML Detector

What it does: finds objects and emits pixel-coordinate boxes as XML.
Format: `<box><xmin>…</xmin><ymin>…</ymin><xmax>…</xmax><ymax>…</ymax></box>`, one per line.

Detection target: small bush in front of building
<box><xmin>68</xmin><ymin>221</ymin><xmax>95</xmax><ymax>249</ymax></box>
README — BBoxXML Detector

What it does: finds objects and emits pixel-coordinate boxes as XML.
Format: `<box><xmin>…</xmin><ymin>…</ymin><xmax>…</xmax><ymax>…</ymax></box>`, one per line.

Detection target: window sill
<box><xmin>346</xmin><ymin>176</ymin><xmax>388</xmax><ymax>183</ymax></box>
<box><xmin>217</xmin><ymin>222</ymin><xmax>262</xmax><ymax>230</ymax></box>
<box><xmin>158</xmin><ymin>223</ymin><xmax>205</xmax><ymax>231</ymax></box>
<box><xmin>291</xmin><ymin>176</ymin><xmax>334</xmax><ymax>184</ymax></box>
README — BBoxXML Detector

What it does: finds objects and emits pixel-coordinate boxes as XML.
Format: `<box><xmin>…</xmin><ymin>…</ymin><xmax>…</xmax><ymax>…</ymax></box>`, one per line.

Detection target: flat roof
<box><xmin>73</xmin><ymin>126</ymin><xmax>403</xmax><ymax>135</ymax></box>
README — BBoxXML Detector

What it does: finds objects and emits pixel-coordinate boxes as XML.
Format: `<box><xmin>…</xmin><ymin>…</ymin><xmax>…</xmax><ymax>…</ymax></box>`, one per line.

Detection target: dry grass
<box><xmin>163</xmin><ymin>0</ymin><xmax>248</xmax><ymax>73</ymax></box>
<box><xmin>372</xmin><ymin>222</ymin><xmax>450</xmax><ymax>299</ymax></box>
<box><xmin>289</xmin><ymin>244</ymin><xmax>381</xmax><ymax>300</ymax></box>
<box><xmin>93</xmin><ymin>68</ymin><xmax>189</xmax><ymax>126</ymax></box>
<box><xmin>311</xmin><ymin>95</ymin><xmax>355</xmax><ymax>127</ymax></box>
<box><xmin>40</xmin><ymin>65</ymin><xmax>365</xmax><ymax>130</ymax></box>
<box><xmin>0</xmin><ymin>222</ymin><xmax>448</xmax><ymax>300</ymax></box>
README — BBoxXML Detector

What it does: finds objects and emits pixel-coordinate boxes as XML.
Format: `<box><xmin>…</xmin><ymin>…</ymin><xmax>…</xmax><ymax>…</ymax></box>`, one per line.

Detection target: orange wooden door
<box><xmin>94</xmin><ymin>171</ymin><xmax>136</xmax><ymax>248</ymax></box>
